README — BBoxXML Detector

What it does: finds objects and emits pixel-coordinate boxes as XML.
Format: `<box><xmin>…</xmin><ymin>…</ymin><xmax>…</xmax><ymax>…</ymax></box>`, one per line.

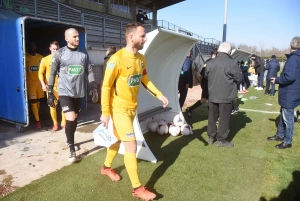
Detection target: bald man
<box><xmin>48</xmin><ymin>28</ymin><xmax>97</xmax><ymax>163</ymax></box>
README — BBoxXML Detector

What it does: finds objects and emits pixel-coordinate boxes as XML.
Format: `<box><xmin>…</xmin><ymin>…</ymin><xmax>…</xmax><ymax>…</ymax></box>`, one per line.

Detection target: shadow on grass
<box><xmin>144</xmin><ymin>126</ymin><xmax>207</xmax><ymax>199</ymax></box>
<box><xmin>227</xmin><ymin>111</ymin><xmax>252</xmax><ymax>141</ymax></box>
<box><xmin>260</xmin><ymin>171</ymin><xmax>300</xmax><ymax>201</ymax></box>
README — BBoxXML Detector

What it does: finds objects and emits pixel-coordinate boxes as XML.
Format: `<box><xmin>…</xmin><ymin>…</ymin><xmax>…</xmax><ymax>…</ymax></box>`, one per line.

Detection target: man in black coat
<box><xmin>251</xmin><ymin>54</ymin><xmax>265</xmax><ymax>90</ymax></box>
<box><xmin>205</xmin><ymin>43</ymin><xmax>244</xmax><ymax>147</ymax></box>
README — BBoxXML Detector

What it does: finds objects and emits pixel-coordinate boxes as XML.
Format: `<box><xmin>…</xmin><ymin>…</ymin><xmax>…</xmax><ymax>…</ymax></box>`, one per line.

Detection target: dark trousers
<box><xmin>265</xmin><ymin>79</ymin><xmax>275</xmax><ymax>95</ymax></box>
<box><xmin>207</xmin><ymin>102</ymin><xmax>232</xmax><ymax>141</ymax></box>
<box><xmin>257</xmin><ymin>71</ymin><xmax>265</xmax><ymax>87</ymax></box>
<box><xmin>178</xmin><ymin>76</ymin><xmax>188</xmax><ymax>109</ymax></box>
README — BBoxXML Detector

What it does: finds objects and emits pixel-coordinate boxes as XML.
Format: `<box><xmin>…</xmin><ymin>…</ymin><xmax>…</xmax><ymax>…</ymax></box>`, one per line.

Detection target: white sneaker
<box><xmin>257</xmin><ymin>87</ymin><xmax>264</xmax><ymax>91</ymax></box>
<box><xmin>254</xmin><ymin>87</ymin><xmax>259</xmax><ymax>90</ymax></box>
<box><xmin>68</xmin><ymin>150</ymin><xmax>76</xmax><ymax>163</ymax></box>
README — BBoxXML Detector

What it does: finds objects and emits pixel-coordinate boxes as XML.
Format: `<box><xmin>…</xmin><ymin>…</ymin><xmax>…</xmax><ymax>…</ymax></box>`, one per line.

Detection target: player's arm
<box><xmin>141</xmin><ymin>69</ymin><xmax>169</xmax><ymax>107</ymax></box>
<box><xmin>48</xmin><ymin>51</ymin><xmax>59</xmax><ymax>87</ymax></box>
<box><xmin>85</xmin><ymin>55</ymin><xmax>98</xmax><ymax>103</ymax></box>
<box><xmin>38</xmin><ymin>58</ymin><xmax>47</xmax><ymax>91</ymax></box>
<box><xmin>100</xmin><ymin>57</ymin><xmax>119</xmax><ymax>128</ymax></box>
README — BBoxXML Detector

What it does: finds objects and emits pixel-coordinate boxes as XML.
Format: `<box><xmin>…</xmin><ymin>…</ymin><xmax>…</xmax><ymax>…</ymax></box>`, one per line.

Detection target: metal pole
<box><xmin>222</xmin><ymin>0</ymin><xmax>228</xmax><ymax>42</ymax></box>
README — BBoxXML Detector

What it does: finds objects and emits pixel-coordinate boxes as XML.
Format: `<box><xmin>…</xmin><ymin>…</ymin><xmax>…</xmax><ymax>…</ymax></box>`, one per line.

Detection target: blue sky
<box><xmin>157</xmin><ymin>0</ymin><xmax>300</xmax><ymax>50</ymax></box>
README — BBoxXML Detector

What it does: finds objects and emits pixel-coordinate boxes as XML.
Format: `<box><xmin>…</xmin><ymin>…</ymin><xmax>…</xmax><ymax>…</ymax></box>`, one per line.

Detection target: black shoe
<box><xmin>216</xmin><ymin>140</ymin><xmax>234</xmax><ymax>148</ymax></box>
<box><xmin>275</xmin><ymin>142</ymin><xmax>292</xmax><ymax>149</ymax></box>
<box><xmin>267</xmin><ymin>135</ymin><xmax>283</xmax><ymax>141</ymax></box>
<box><xmin>186</xmin><ymin>108</ymin><xmax>192</xmax><ymax>118</ymax></box>
<box><xmin>270</xmin><ymin>94</ymin><xmax>275</xmax><ymax>97</ymax></box>
<box><xmin>208</xmin><ymin>138</ymin><xmax>216</xmax><ymax>145</ymax></box>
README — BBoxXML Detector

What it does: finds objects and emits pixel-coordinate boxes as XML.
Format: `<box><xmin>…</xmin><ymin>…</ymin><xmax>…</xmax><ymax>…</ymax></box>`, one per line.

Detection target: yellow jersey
<box><xmin>38</xmin><ymin>54</ymin><xmax>58</xmax><ymax>87</ymax></box>
<box><xmin>101</xmin><ymin>48</ymin><xmax>162</xmax><ymax>116</ymax></box>
<box><xmin>26</xmin><ymin>52</ymin><xmax>43</xmax><ymax>85</ymax></box>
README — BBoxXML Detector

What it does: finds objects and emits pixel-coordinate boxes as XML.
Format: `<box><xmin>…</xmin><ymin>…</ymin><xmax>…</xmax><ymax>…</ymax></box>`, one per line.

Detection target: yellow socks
<box><xmin>104</xmin><ymin>142</ymin><xmax>120</xmax><ymax>167</ymax></box>
<box><xmin>50</xmin><ymin>107</ymin><xmax>58</xmax><ymax>124</ymax></box>
<box><xmin>31</xmin><ymin>103</ymin><xmax>40</xmax><ymax>122</ymax></box>
<box><xmin>61</xmin><ymin>111</ymin><xmax>66</xmax><ymax>125</ymax></box>
<box><xmin>124</xmin><ymin>152</ymin><xmax>141</xmax><ymax>188</ymax></box>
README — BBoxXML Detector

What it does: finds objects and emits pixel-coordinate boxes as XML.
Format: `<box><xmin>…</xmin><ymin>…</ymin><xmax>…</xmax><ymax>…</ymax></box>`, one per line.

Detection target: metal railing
<box><xmin>2</xmin><ymin>0</ymin><xmax>220</xmax><ymax>50</ymax></box>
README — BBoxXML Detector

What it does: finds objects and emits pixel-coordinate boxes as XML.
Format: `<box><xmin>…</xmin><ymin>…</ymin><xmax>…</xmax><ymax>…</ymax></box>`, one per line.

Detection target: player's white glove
<box><xmin>89</xmin><ymin>81</ymin><xmax>98</xmax><ymax>103</ymax></box>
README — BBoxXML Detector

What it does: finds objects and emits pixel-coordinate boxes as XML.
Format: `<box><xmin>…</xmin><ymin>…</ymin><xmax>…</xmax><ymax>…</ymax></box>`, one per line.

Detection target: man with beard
<box><xmin>100</xmin><ymin>22</ymin><xmax>169</xmax><ymax>200</ymax></box>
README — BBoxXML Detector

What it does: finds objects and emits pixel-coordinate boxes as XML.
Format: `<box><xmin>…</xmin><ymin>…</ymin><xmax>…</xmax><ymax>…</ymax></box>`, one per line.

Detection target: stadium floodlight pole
<box><xmin>222</xmin><ymin>0</ymin><xmax>228</xmax><ymax>42</ymax></box>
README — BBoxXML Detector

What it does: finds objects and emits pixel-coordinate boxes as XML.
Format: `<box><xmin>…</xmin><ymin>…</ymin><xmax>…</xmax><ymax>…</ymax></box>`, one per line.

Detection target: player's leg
<box><xmin>28</xmin><ymin>84</ymin><xmax>41</xmax><ymax>129</ymax></box>
<box><xmin>59</xmin><ymin>96</ymin><xmax>77</xmax><ymax>163</ymax></box>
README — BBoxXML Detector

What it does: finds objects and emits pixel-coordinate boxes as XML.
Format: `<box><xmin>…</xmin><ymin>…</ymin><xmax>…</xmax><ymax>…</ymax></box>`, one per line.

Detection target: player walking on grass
<box><xmin>100</xmin><ymin>22</ymin><xmax>169</xmax><ymax>201</ymax></box>
<box><xmin>26</xmin><ymin>41</ymin><xmax>44</xmax><ymax>129</ymax></box>
<box><xmin>38</xmin><ymin>41</ymin><xmax>66</xmax><ymax>131</ymax></box>
<box><xmin>48</xmin><ymin>28</ymin><xmax>97</xmax><ymax>163</ymax></box>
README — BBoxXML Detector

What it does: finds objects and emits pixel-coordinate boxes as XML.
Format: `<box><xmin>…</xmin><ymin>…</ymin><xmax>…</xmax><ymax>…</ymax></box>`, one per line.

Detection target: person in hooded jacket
<box><xmin>267</xmin><ymin>37</ymin><xmax>300</xmax><ymax>149</ymax></box>
<box><xmin>264</xmin><ymin>55</ymin><xmax>280</xmax><ymax>96</ymax></box>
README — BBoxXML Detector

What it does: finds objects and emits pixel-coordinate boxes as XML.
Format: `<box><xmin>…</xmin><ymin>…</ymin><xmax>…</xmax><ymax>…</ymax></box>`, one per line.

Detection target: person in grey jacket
<box><xmin>205</xmin><ymin>42</ymin><xmax>244</xmax><ymax>147</ymax></box>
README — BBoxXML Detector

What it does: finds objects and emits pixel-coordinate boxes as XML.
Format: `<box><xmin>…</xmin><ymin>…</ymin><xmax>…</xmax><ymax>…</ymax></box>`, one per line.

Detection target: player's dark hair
<box><xmin>107</xmin><ymin>45</ymin><xmax>116</xmax><ymax>54</ymax></box>
<box><xmin>125</xmin><ymin>22</ymin><xmax>143</xmax><ymax>36</ymax></box>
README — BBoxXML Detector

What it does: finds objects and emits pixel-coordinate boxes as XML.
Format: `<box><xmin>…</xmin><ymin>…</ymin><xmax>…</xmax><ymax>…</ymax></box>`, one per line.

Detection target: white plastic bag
<box><xmin>93</xmin><ymin>123</ymin><xmax>118</xmax><ymax>147</ymax></box>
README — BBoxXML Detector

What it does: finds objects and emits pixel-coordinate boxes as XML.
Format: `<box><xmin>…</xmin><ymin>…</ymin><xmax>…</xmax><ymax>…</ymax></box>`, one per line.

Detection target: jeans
<box><xmin>265</xmin><ymin>79</ymin><xmax>275</xmax><ymax>95</ymax></box>
<box><xmin>276</xmin><ymin>107</ymin><xmax>294</xmax><ymax>144</ymax></box>
<box><xmin>257</xmin><ymin>71</ymin><xmax>265</xmax><ymax>87</ymax></box>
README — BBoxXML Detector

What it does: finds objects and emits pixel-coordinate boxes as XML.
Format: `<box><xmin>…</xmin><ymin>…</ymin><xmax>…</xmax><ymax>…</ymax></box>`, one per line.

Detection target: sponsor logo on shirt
<box><xmin>107</xmin><ymin>62</ymin><xmax>115</xmax><ymax>69</ymax></box>
<box><xmin>126</xmin><ymin>132</ymin><xmax>135</xmax><ymax>139</ymax></box>
<box><xmin>29</xmin><ymin>66</ymin><xmax>39</xmax><ymax>72</ymax></box>
<box><xmin>128</xmin><ymin>74</ymin><xmax>142</xmax><ymax>87</ymax></box>
<box><xmin>66</xmin><ymin>65</ymin><xmax>83</xmax><ymax>75</ymax></box>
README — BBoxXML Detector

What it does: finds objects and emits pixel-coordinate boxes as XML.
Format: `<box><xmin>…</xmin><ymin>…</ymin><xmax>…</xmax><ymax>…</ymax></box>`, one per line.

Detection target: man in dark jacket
<box><xmin>267</xmin><ymin>36</ymin><xmax>300</xmax><ymax>149</ymax></box>
<box><xmin>178</xmin><ymin>50</ymin><xmax>193</xmax><ymax>109</ymax></box>
<box><xmin>251</xmin><ymin>54</ymin><xmax>265</xmax><ymax>90</ymax></box>
<box><xmin>205</xmin><ymin>43</ymin><xmax>244</xmax><ymax>147</ymax></box>
<box><xmin>264</xmin><ymin>55</ymin><xmax>280</xmax><ymax>96</ymax></box>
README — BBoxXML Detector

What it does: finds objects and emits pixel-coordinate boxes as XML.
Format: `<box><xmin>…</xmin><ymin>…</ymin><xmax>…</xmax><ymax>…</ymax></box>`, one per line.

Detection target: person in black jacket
<box><xmin>264</xmin><ymin>55</ymin><xmax>280</xmax><ymax>96</ymax></box>
<box><xmin>251</xmin><ymin>54</ymin><xmax>265</xmax><ymax>90</ymax></box>
<box><xmin>136</xmin><ymin>10</ymin><xmax>145</xmax><ymax>24</ymax></box>
<box><xmin>186</xmin><ymin>48</ymin><xmax>217</xmax><ymax>117</ymax></box>
<box><xmin>204</xmin><ymin>42</ymin><xmax>244</xmax><ymax>147</ymax></box>
<box><xmin>178</xmin><ymin>50</ymin><xmax>193</xmax><ymax>109</ymax></box>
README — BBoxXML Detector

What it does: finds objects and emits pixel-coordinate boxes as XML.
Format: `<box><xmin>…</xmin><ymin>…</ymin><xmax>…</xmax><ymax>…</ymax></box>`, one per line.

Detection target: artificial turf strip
<box><xmin>2</xmin><ymin>87</ymin><xmax>300</xmax><ymax>201</ymax></box>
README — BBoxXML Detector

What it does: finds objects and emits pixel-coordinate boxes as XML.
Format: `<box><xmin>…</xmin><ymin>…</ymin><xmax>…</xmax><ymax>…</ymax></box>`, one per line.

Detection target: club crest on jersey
<box><xmin>29</xmin><ymin>66</ymin><xmax>39</xmax><ymax>72</ymax></box>
<box><xmin>128</xmin><ymin>74</ymin><xmax>142</xmax><ymax>87</ymax></box>
<box><xmin>66</xmin><ymin>65</ymin><xmax>84</xmax><ymax>75</ymax></box>
<box><xmin>107</xmin><ymin>62</ymin><xmax>115</xmax><ymax>69</ymax></box>
<box><xmin>141</xmin><ymin>62</ymin><xmax>144</xmax><ymax>68</ymax></box>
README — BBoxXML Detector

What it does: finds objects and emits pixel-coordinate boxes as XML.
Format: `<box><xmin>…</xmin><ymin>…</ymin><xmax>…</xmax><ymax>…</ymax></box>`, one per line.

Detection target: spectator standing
<box><xmin>186</xmin><ymin>48</ymin><xmax>217</xmax><ymax>117</ymax></box>
<box><xmin>178</xmin><ymin>50</ymin><xmax>193</xmax><ymax>109</ymax></box>
<box><xmin>264</xmin><ymin>55</ymin><xmax>280</xmax><ymax>96</ymax></box>
<box><xmin>267</xmin><ymin>37</ymin><xmax>300</xmax><ymax>149</ymax></box>
<box><xmin>136</xmin><ymin>10</ymin><xmax>145</xmax><ymax>24</ymax></box>
<box><xmin>205</xmin><ymin>42</ymin><xmax>244</xmax><ymax>147</ymax></box>
<box><xmin>251</xmin><ymin>54</ymin><xmax>265</xmax><ymax>90</ymax></box>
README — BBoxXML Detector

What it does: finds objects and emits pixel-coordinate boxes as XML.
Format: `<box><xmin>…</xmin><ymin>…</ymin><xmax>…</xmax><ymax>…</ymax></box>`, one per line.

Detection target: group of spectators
<box><xmin>178</xmin><ymin>37</ymin><xmax>300</xmax><ymax>149</ymax></box>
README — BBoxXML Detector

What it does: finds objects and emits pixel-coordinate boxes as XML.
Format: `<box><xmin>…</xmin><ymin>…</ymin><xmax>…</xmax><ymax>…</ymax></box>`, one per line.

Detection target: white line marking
<box><xmin>239</xmin><ymin>108</ymin><xmax>280</xmax><ymax>114</ymax></box>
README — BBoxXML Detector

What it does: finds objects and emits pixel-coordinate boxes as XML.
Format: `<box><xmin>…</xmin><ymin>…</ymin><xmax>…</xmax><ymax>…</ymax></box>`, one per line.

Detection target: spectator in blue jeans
<box><xmin>267</xmin><ymin>36</ymin><xmax>300</xmax><ymax>149</ymax></box>
<box><xmin>264</xmin><ymin>55</ymin><xmax>280</xmax><ymax>96</ymax></box>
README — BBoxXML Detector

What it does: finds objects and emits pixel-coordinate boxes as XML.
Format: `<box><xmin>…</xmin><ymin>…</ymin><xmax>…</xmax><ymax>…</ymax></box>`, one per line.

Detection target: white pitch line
<box><xmin>239</xmin><ymin>108</ymin><xmax>280</xmax><ymax>114</ymax></box>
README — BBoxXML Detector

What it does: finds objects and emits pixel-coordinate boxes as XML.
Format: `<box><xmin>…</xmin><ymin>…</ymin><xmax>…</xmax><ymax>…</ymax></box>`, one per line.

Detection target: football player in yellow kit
<box><xmin>100</xmin><ymin>22</ymin><xmax>169</xmax><ymax>201</ymax></box>
<box><xmin>39</xmin><ymin>41</ymin><xmax>66</xmax><ymax>131</ymax></box>
<box><xmin>26</xmin><ymin>41</ymin><xmax>44</xmax><ymax>129</ymax></box>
